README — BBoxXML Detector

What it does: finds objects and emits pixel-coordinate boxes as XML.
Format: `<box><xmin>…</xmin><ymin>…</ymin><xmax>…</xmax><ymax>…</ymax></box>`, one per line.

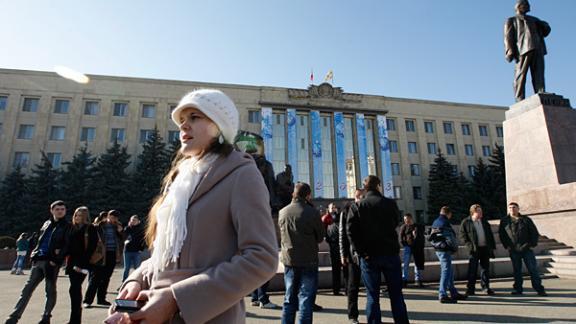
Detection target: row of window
<box><xmin>386</xmin><ymin>118</ymin><xmax>503</xmax><ymax>137</ymax></box>
<box><xmin>0</xmin><ymin>95</ymin><xmax>177</xmax><ymax>118</ymax></box>
<box><xmin>13</xmin><ymin>152</ymin><xmax>61</xmax><ymax>169</ymax></box>
<box><xmin>14</xmin><ymin>124</ymin><xmax>180</xmax><ymax>144</ymax></box>
<box><xmin>388</xmin><ymin>140</ymin><xmax>492</xmax><ymax>157</ymax></box>
<box><xmin>391</xmin><ymin>163</ymin><xmax>482</xmax><ymax>178</ymax></box>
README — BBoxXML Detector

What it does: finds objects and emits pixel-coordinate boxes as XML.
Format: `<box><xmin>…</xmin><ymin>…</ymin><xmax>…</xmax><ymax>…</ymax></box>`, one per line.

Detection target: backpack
<box><xmin>85</xmin><ymin>226</ymin><xmax>105</xmax><ymax>265</ymax></box>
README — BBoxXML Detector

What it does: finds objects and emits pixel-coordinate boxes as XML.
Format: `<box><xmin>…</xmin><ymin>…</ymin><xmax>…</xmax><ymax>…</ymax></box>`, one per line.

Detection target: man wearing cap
<box><xmin>504</xmin><ymin>0</ymin><xmax>551</xmax><ymax>102</ymax></box>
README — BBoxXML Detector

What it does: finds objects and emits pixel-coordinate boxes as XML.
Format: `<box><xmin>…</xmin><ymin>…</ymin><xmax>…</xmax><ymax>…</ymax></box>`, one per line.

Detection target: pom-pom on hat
<box><xmin>171</xmin><ymin>89</ymin><xmax>239</xmax><ymax>144</ymax></box>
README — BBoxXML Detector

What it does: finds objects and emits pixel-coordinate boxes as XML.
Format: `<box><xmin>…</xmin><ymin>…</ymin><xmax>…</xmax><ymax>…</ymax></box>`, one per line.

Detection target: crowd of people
<box><xmin>3</xmin><ymin>88</ymin><xmax>549</xmax><ymax>324</ymax></box>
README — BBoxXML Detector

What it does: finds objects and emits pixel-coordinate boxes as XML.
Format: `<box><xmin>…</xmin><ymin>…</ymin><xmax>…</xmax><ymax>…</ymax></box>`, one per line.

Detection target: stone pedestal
<box><xmin>504</xmin><ymin>93</ymin><xmax>576</xmax><ymax>248</ymax></box>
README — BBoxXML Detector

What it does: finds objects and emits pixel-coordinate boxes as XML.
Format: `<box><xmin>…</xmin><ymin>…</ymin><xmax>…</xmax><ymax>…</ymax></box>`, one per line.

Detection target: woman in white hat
<box><xmin>107</xmin><ymin>89</ymin><xmax>278</xmax><ymax>323</ymax></box>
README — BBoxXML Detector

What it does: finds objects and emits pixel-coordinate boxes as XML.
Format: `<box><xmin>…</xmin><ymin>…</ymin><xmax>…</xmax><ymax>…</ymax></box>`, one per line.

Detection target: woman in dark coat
<box><xmin>67</xmin><ymin>206</ymin><xmax>98</xmax><ymax>324</ymax></box>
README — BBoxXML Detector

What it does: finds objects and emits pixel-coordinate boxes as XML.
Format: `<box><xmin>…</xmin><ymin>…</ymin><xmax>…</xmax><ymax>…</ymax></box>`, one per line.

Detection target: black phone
<box><xmin>114</xmin><ymin>299</ymin><xmax>146</xmax><ymax>313</ymax></box>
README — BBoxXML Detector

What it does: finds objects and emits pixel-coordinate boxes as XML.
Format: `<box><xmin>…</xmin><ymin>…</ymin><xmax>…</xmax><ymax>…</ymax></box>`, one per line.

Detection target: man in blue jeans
<box><xmin>347</xmin><ymin>175</ymin><xmax>409</xmax><ymax>324</ymax></box>
<box><xmin>122</xmin><ymin>215</ymin><xmax>145</xmax><ymax>282</ymax></box>
<box><xmin>279</xmin><ymin>182</ymin><xmax>325</xmax><ymax>324</ymax></box>
<box><xmin>431</xmin><ymin>206</ymin><xmax>467</xmax><ymax>304</ymax></box>
<box><xmin>499</xmin><ymin>202</ymin><xmax>547</xmax><ymax>296</ymax></box>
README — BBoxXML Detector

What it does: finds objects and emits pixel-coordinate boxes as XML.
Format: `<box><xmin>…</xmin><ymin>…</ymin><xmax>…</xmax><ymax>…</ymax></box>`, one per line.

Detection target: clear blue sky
<box><xmin>1</xmin><ymin>0</ymin><xmax>574</xmax><ymax>106</ymax></box>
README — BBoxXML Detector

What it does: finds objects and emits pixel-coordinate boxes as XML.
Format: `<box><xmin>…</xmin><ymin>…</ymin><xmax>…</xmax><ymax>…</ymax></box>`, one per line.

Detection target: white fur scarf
<box><xmin>149</xmin><ymin>153</ymin><xmax>218</xmax><ymax>274</ymax></box>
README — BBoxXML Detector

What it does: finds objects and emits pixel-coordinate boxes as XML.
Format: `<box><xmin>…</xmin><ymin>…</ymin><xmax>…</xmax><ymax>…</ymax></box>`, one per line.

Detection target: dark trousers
<box><xmin>510</xmin><ymin>249</ymin><xmax>544</xmax><ymax>293</ymax></box>
<box><xmin>68</xmin><ymin>270</ymin><xmax>87</xmax><ymax>324</ymax></box>
<box><xmin>514</xmin><ymin>49</ymin><xmax>545</xmax><ymax>101</ymax></box>
<box><xmin>251</xmin><ymin>281</ymin><xmax>271</xmax><ymax>304</ymax></box>
<box><xmin>328</xmin><ymin>243</ymin><xmax>341</xmax><ymax>294</ymax></box>
<box><xmin>8</xmin><ymin>260</ymin><xmax>59</xmax><ymax>321</ymax></box>
<box><xmin>344</xmin><ymin>261</ymin><xmax>361</xmax><ymax>320</ymax></box>
<box><xmin>466</xmin><ymin>246</ymin><xmax>491</xmax><ymax>293</ymax></box>
<box><xmin>360</xmin><ymin>256</ymin><xmax>409</xmax><ymax>324</ymax></box>
<box><xmin>84</xmin><ymin>251</ymin><xmax>116</xmax><ymax>304</ymax></box>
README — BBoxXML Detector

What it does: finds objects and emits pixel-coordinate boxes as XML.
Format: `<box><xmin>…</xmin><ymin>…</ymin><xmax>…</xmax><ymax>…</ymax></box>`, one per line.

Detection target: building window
<box><xmin>142</xmin><ymin>104</ymin><xmax>156</xmax><ymax>118</ymax></box>
<box><xmin>271</xmin><ymin>113</ymin><xmax>286</xmax><ymax>175</ymax></box>
<box><xmin>391</xmin><ymin>163</ymin><xmax>400</xmax><ymax>176</ymax></box>
<box><xmin>389</xmin><ymin>140</ymin><xmax>398</xmax><ymax>153</ymax></box>
<box><xmin>53</xmin><ymin>99</ymin><xmax>69</xmax><ymax>114</ymax></box>
<box><xmin>427</xmin><ymin>142</ymin><xmax>437</xmax><ymax>155</ymax></box>
<box><xmin>300</xmin><ymin>115</ymin><xmax>305</xmax><ymax>126</ymax></box>
<box><xmin>451</xmin><ymin>165</ymin><xmax>458</xmax><ymax>176</ymax></box>
<box><xmin>168</xmin><ymin>104</ymin><xmax>177</xmax><ymax>119</ymax></box>
<box><xmin>22</xmin><ymin>98</ymin><xmax>39</xmax><ymax>112</ymax></box>
<box><xmin>462</xmin><ymin>123</ymin><xmax>471</xmax><ymax>135</ymax></box>
<box><xmin>410</xmin><ymin>164</ymin><xmax>421</xmax><ymax>176</ymax></box>
<box><xmin>424</xmin><ymin>121</ymin><xmax>434</xmax><ymax>133</ymax></box>
<box><xmin>13</xmin><ymin>152</ymin><xmax>30</xmax><ymax>168</ymax></box>
<box><xmin>49</xmin><ymin>126</ymin><xmax>65</xmax><ymax>141</ymax></box>
<box><xmin>168</xmin><ymin>131</ymin><xmax>179</xmax><ymax>143</ymax></box>
<box><xmin>113</xmin><ymin>102</ymin><xmax>128</xmax><ymax>117</ymax></box>
<box><xmin>479</xmin><ymin>125</ymin><xmax>489</xmax><ymax>137</ymax></box>
<box><xmin>405</xmin><ymin>120</ymin><xmax>416</xmax><ymax>132</ymax></box>
<box><xmin>46</xmin><ymin>153</ymin><xmax>62</xmax><ymax>168</ymax></box>
<box><xmin>110</xmin><ymin>128</ymin><xmax>126</xmax><ymax>143</ymax></box>
<box><xmin>80</xmin><ymin>127</ymin><xmax>96</xmax><ymax>142</ymax></box>
<box><xmin>393</xmin><ymin>186</ymin><xmax>402</xmax><ymax>199</ymax></box>
<box><xmin>446</xmin><ymin>143</ymin><xmax>456</xmax><ymax>155</ymax></box>
<box><xmin>140</xmin><ymin>129</ymin><xmax>154</xmax><ymax>143</ymax></box>
<box><xmin>482</xmin><ymin>145</ymin><xmax>491</xmax><ymax>157</ymax></box>
<box><xmin>443</xmin><ymin>122</ymin><xmax>453</xmax><ymax>134</ymax></box>
<box><xmin>415</xmin><ymin>210</ymin><xmax>425</xmax><ymax>222</ymax></box>
<box><xmin>413</xmin><ymin>186</ymin><xmax>422</xmax><ymax>200</ymax></box>
<box><xmin>321</xmin><ymin>115</ymin><xmax>335</xmax><ymax>198</ymax></box>
<box><xmin>343</xmin><ymin>117</ymin><xmax>355</xmax><ymax>197</ymax></box>
<box><xmin>248</xmin><ymin>111</ymin><xmax>261</xmax><ymax>124</ymax></box>
<box><xmin>465</xmin><ymin>144</ymin><xmax>474</xmax><ymax>156</ymax></box>
<box><xmin>386</xmin><ymin>118</ymin><xmax>396</xmax><ymax>131</ymax></box>
<box><xmin>0</xmin><ymin>95</ymin><xmax>7</xmax><ymax>111</ymax></box>
<box><xmin>408</xmin><ymin>142</ymin><xmax>418</xmax><ymax>154</ymax></box>
<box><xmin>468</xmin><ymin>165</ymin><xmax>476</xmax><ymax>177</ymax></box>
<box><xmin>17</xmin><ymin>124</ymin><xmax>35</xmax><ymax>139</ymax></box>
<box><xmin>84</xmin><ymin>101</ymin><xmax>99</xmax><ymax>115</ymax></box>
<box><xmin>496</xmin><ymin>126</ymin><xmax>504</xmax><ymax>137</ymax></box>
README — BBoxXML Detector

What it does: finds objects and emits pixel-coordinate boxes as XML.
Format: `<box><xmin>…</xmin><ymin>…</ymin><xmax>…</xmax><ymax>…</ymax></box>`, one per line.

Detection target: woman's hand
<box><xmin>108</xmin><ymin>281</ymin><xmax>142</xmax><ymax>316</ymax></box>
<box><xmin>128</xmin><ymin>287</ymin><xmax>179</xmax><ymax>323</ymax></box>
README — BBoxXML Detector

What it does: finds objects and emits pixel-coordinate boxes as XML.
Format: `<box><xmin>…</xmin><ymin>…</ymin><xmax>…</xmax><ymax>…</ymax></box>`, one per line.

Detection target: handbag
<box><xmin>85</xmin><ymin>227</ymin><xmax>105</xmax><ymax>265</ymax></box>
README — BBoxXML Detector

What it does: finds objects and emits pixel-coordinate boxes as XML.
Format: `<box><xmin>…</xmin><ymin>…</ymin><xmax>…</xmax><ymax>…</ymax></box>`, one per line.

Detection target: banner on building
<box><xmin>377</xmin><ymin>115</ymin><xmax>394</xmax><ymax>198</ymax></box>
<box><xmin>310</xmin><ymin>110</ymin><xmax>324</xmax><ymax>197</ymax></box>
<box><xmin>356</xmin><ymin>113</ymin><xmax>369</xmax><ymax>181</ymax></box>
<box><xmin>286</xmin><ymin>109</ymin><xmax>298</xmax><ymax>174</ymax></box>
<box><xmin>261</xmin><ymin>108</ymin><xmax>273</xmax><ymax>160</ymax></box>
<box><xmin>334</xmin><ymin>112</ymin><xmax>347</xmax><ymax>198</ymax></box>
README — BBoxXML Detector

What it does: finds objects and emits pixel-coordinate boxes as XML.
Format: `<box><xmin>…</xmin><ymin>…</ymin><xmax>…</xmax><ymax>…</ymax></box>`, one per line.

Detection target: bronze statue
<box><xmin>504</xmin><ymin>0</ymin><xmax>551</xmax><ymax>102</ymax></box>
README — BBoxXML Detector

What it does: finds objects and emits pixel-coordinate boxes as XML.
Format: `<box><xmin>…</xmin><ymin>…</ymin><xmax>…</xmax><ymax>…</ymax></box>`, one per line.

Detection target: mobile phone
<box><xmin>114</xmin><ymin>299</ymin><xmax>146</xmax><ymax>313</ymax></box>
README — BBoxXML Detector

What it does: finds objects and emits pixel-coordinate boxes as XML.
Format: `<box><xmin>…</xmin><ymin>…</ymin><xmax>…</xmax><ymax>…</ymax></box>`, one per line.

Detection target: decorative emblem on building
<box><xmin>288</xmin><ymin>82</ymin><xmax>361</xmax><ymax>101</ymax></box>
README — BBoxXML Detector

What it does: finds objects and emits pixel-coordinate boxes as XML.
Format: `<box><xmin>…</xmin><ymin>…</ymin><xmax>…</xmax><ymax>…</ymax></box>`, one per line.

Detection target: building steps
<box><xmin>545</xmin><ymin>248</ymin><xmax>576</xmax><ymax>279</ymax></box>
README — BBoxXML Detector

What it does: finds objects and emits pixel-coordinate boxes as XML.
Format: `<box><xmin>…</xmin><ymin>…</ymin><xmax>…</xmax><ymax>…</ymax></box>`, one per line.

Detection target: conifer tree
<box><xmin>60</xmin><ymin>145</ymin><xmax>96</xmax><ymax>213</ymax></box>
<box><xmin>90</xmin><ymin>141</ymin><xmax>132</xmax><ymax>219</ymax></box>
<box><xmin>0</xmin><ymin>167</ymin><xmax>29</xmax><ymax>236</ymax></box>
<box><xmin>488</xmin><ymin>143</ymin><xmax>507</xmax><ymax>219</ymax></box>
<box><xmin>132</xmin><ymin>128</ymin><xmax>170</xmax><ymax>218</ymax></box>
<box><xmin>26</xmin><ymin>152</ymin><xmax>62</xmax><ymax>229</ymax></box>
<box><xmin>427</xmin><ymin>151</ymin><xmax>468</xmax><ymax>222</ymax></box>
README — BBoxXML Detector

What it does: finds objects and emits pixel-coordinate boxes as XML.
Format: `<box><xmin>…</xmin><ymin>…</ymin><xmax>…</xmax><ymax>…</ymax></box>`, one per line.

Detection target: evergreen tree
<box><xmin>90</xmin><ymin>141</ymin><xmax>132</xmax><ymax>219</ymax></box>
<box><xmin>488</xmin><ymin>143</ymin><xmax>507</xmax><ymax>219</ymax></box>
<box><xmin>60</xmin><ymin>145</ymin><xmax>96</xmax><ymax>212</ymax></box>
<box><xmin>0</xmin><ymin>167</ymin><xmax>29</xmax><ymax>236</ymax></box>
<box><xmin>132</xmin><ymin>128</ymin><xmax>171</xmax><ymax>219</ymax></box>
<box><xmin>167</xmin><ymin>138</ymin><xmax>181</xmax><ymax>162</ymax></box>
<box><xmin>26</xmin><ymin>152</ymin><xmax>62</xmax><ymax>230</ymax></box>
<box><xmin>472</xmin><ymin>158</ymin><xmax>497</xmax><ymax>217</ymax></box>
<box><xmin>427</xmin><ymin>151</ymin><xmax>468</xmax><ymax>223</ymax></box>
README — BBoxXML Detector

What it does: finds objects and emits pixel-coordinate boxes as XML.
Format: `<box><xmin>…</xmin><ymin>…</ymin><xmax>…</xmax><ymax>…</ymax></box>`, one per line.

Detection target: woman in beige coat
<box><xmin>107</xmin><ymin>89</ymin><xmax>278</xmax><ymax>324</ymax></box>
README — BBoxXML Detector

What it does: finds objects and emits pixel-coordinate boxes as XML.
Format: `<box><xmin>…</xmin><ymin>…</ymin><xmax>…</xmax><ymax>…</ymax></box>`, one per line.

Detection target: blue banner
<box><xmin>334</xmin><ymin>112</ymin><xmax>347</xmax><ymax>198</ymax></box>
<box><xmin>377</xmin><ymin>115</ymin><xmax>394</xmax><ymax>198</ymax></box>
<box><xmin>356</xmin><ymin>113</ymin><xmax>369</xmax><ymax>181</ymax></box>
<box><xmin>261</xmin><ymin>108</ymin><xmax>273</xmax><ymax>160</ymax></box>
<box><xmin>286</xmin><ymin>109</ymin><xmax>298</xmax><ymax>174</ymax></box>
<box><xmin>310</xmin><ymin>111</ymin><xmax>323</xmax><ymax>197</ymax></box>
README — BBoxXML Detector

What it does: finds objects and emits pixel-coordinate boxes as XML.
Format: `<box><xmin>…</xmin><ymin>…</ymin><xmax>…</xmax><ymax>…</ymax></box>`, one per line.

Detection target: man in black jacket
<box><xmin>459</xmin><ymin>204</ymin><xmax>496</xmax><ymax>296</ymax></box>
<box><xmin>347</xmin><ymin>175</ymin><xmax>409</xmax><ymax>324</ymax></box>
<box><xmin>499</xmin><ymin>202</ymin><xmax>547</xmax><ymax>296</ymax></box>
<box><xmin>5</xmin><ymin>200</ymin><xmax>70</xmax><ymax>324</ymax></box>
<box><xmin>122</xmin><ymin>215</ymin><xmax>145</xmax><ymax>282</ymax></box>
<box><xmin>324</xmin><ymin>202</ymin><xmax>342</xmax><ymax>295</ymax></box>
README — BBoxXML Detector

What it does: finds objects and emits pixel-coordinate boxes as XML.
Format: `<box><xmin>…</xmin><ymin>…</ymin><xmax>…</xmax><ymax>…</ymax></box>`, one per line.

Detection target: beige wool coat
<box><xmin>125</xmin><ymin>150</ymin><xmax>279</xmax><ymax>324</ymax></box>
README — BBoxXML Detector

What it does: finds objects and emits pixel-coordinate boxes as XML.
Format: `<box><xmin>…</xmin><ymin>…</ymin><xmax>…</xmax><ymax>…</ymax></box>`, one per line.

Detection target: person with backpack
<box><xmin>66</xmin><ymin>206</ymin><xmax>98</xmax><ymax>324</ymax></box>
<box><xmin>430</xmin><ymin>206</ymin><xmax>467</xmax><ymax>304</ymax></box>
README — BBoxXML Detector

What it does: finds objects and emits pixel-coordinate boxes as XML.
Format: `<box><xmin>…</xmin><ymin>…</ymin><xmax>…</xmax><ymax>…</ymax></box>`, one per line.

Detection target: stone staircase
<box><xmin>545</xmin><ymin>248</ymin><xmax>576</xmax><ymax>279</ymax></box>
<box><xmin>268</xmin><ymin>225</ymin><xmax>574</xmax><ymax>291</ymax></box>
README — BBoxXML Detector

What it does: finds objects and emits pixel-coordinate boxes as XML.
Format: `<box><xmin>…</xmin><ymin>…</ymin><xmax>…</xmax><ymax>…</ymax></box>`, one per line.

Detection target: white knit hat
<box><xmin>171</xmin><ymin>89</ymin><xmax>239</xmax><ymax>144</ymax></box>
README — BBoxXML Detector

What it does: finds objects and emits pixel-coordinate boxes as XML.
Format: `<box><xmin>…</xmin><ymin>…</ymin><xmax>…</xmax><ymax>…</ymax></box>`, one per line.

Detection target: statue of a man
<box><xmin>504</xmin><ymin>0</ymin><xmax>551</xmax><ymax>102</ymax></box>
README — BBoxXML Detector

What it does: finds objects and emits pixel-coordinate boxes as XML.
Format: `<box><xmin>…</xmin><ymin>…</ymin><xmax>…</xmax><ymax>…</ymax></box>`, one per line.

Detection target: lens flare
<box><xmin>54</xmin><ymin>66</ymin><xmax>90</xmax><ymax>84</ymax></box>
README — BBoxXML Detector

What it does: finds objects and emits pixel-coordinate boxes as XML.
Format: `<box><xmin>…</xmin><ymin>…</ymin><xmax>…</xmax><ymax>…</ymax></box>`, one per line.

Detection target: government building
<box><xmin>0</xmin><ymin>68</ymin><xmax>505</xmax><ymax>222</ymax></box>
